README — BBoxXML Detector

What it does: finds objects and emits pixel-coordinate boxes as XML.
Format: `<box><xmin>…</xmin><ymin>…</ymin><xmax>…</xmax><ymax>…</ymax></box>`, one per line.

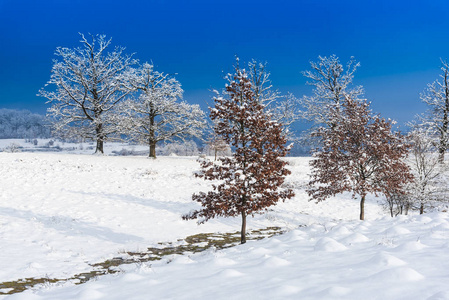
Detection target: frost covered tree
<box><xmin>183</xmin><ymin>66</ymin><xmax>294</xmax><ymax>244</ymax></box>
<box><xmin>300</xmin><ymin>55</ymin><xmax>363</xmax><ymax>127</ymax></box>
<box><xmin>248</xmin><ymin>59</ymin><xmax>279</xmax><ymax>106</ymax></box>
<box><xmin>247</xmin><ymin>59</ymin><xmax>300</xmax><ymax>138</ymax></box>
<box><xmin>308</xmin><ymin>96</ymin><xmax>412</xmax><ymax>220</ymax></box>
<box><xmin>419</xmin><ymin>60</ymin><xmax>449</xmax><ymax>162</ymax></box>
<box><xmin>120</xmin><ymin>62</ymin><xmax>206</xmax><ymax>158</ymax></box>
<box><xmin>39</xmin><ymin>33</ymin><xmax>135</xmax><ymax>154</ymax></box>
<box><xmin>405</xmin><ymin>128</ymin><xmax>449</xmax><ymax>214</ymax></box>
<box><xmin>159</xmin><ymin>140</ymin><xmax>200</xmax><ymax>157</ymax></box>
<box><xmin>205</xmin><ymin>134</ymin><xmax>231</xmax><ymax>160</ymax></box>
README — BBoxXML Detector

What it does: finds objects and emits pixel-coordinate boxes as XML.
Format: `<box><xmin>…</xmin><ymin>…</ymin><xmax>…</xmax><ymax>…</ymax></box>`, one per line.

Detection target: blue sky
<box><xmin>1</xmin><ymin>0</ymin><xmax>449</xmax><ymax>126</ymax></box>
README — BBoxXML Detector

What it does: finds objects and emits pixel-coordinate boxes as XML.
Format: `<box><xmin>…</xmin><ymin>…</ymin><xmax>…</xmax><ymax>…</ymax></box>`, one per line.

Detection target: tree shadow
<box><xmin>0</xmin><ymin>207</ymin><xmax>144</xmax><ymax>243</ymax></box>
<box><xmin>64</xmin><ymin>189</ymin><xmax>197</xmax><ymax>215</ymax></box>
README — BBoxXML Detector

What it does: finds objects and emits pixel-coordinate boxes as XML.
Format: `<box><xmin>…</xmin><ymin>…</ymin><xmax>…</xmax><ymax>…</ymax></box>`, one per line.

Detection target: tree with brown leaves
<box><xmin>183</xmin><ymin>64</ymin><xmax>294</xmax><ymax>244</ymax></box>
<box><xmin>308</xmin><ymin>96</ymin><xmax>413</xmax><ymax>220</ymax></box>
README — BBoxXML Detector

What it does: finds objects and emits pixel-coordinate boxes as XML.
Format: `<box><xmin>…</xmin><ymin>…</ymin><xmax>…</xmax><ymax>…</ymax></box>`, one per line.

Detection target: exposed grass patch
<box><xmin>0</xmin><ymin>277</ymin><xmax>60</xmax><ymax>295</ymax></box>
<box><xmin>0</xmin><ymin>226</ymin><xmax>286</xmax><ymax>295</ymax></box>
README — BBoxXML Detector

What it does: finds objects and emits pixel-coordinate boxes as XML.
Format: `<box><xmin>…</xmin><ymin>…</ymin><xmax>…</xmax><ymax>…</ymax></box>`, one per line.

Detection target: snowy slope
<box><xmin>0</xmin><ymin>153</ymin><xmax>448</xmax><ymax>299</ymax></box>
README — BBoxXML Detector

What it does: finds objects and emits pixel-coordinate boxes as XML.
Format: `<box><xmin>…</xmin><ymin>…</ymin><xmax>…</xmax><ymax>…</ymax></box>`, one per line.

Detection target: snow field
<box><xmin>0</xmin><ymin>153</ymin><xmax>448</xmax><ymax>299</ymax></box>
<box><xmin>8</xmin><ymin>212</ymin><xmax>449</xmax><ymax>300</ymax></box>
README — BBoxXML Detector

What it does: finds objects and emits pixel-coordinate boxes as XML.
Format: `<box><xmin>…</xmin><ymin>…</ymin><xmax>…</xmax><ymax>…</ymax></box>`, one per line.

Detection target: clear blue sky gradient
<box><xmin>1</xmin><ymin>0</ymin><xmax>449</xmax><ymax>127</ymax></box>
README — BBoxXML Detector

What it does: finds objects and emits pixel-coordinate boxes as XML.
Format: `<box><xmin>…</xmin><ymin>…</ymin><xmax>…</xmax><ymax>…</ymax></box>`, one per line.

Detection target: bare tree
<box><xmin>183</xmin><ymin>64</ymin><xmax>294</xmax><ymax>244</ymax></box>
<box><xmin>405</xmin><ymin>127</ymin><xmax>449</xmax><ymax>214</ymax></box>
<box><xmin>308</xmin><ymin>96</ymin><xmax>412</xmax><ymax>220</ymax></box>
<box><xmin>383</xmin><ymin>192</ymin><xmax>412</xmax><ymax>218</ymax></box>
<box><xmin>300</xmin><ymin>55</ymin><xmax>364</xmax><ymax>127</ymax></box>
<box><xmin>205</xmin><ymin>134</ymin><xmax>230</xmax><ymax>160</ymax></box>
<box><xmin>247</xmin><ymin>59</ymin><xmax>301</xmax><ymax>138</ymax></box>
<box><xmin>39</xmin><ymin>33</ymin><xmax>136</xmax><ymax>154</ymax></box>
<box><xmin>419</xmin><ymin>60</ymin><xmax>449</xmax><ymax>162</ymax></box>
<box><xmin>120</xmin><ymin>63</ymin><xmax>207</xmax><ymax>158</ymax></box>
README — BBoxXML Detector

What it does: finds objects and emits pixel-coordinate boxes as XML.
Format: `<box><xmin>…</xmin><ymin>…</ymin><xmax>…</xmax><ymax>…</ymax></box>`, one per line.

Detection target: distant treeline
<box><xmin>0</xmin><ymin>109</ymin><xmax>51</xmax><ymax>138</ymax></box>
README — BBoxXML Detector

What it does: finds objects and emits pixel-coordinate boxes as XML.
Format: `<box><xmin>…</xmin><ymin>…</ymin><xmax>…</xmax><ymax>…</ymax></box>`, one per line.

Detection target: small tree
<box><xmin>205</xmin><ymin>134</ymin><xmax>230</xmax><ymax>160</ymax></box>
<box><xmin>183</xmin><ymin>65</ymin><xmax>294</xmax><ymax>244</ymax></box>
<box><xmin>39</xmin><ymin>33</ymin><xmax>135</xmax><ymax>154</ymax></box>
<box><xmin>382</xmin><ymin>192</ymin><xmax>412</xmax><ymax>217</ymax></box>
<box><xmin>3</xmin><ymin>143</ymin><xmax>21</xmax><ymax>153</ymax></box>
<box><xmin>308</xmin><ymin>96</ymin><xmax>412</xmax><ymax>220</ymax></box>
<box><xmin>120</xmin><ymin>63</ymin><xmax>206</xmax><ymax>158</ymax></box>
<box><xmin>406</xmin><ymin>128</ymin><xmax>449</xmax><ymax>214</ymax></box>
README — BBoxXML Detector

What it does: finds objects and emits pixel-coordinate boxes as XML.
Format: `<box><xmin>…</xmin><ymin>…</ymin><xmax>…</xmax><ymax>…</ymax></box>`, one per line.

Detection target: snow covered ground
<box><xmin>0</xmin><ymin>152</ymin><xmax>448</xmax><ymax>299</ymax></box>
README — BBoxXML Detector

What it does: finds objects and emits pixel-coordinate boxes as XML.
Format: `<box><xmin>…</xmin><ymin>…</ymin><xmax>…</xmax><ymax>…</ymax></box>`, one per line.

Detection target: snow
<box><xmin>0</xmin><ymin>152</ymin><xmax>448</xmax><ymax>299</ymax></box>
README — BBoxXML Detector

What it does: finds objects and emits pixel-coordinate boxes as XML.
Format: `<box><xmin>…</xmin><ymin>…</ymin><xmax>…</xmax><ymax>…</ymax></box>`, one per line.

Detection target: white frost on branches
<box><xmin>119</xmin><ymin>62</ymin><xmax>207</xmax><ymax>158</ymax></box>
<box><xmin>243</xmin><ymin>59</ymin><xmax>301</xmax><ymax>139</ymax></box>
<box><xmin>405</xmin><ymin>127</ymin><xmax>449</xmax><ymax>213</ymax></box>
<box><xmin>39</xmin><ymin>33</ymin><xmax>136</xmax><ymax>153</ymax></box>
<box><xmin>300</xmin><ymin>55</ymin><xmax>364</xmax><ymax>126</ymax></box>
<box><xmin>418</xmin><ymin>60</ymin><xmax>449</xmax><ymax>162</ymax></box>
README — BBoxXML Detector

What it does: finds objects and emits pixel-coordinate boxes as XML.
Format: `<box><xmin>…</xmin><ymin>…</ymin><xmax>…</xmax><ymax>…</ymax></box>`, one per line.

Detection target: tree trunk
<box><xmin>241</xmin><ymin>211</ymin><xmax>247</xmax><ymax>244</ymax></box>
<box><xmin>95</xmin><ymin>123</ymin><xmax>104</xmax><ymax>154</ymax></box>
<box><xmin>95</xmin><ymin>139</ymin><xmax>104</xmax><ymax>154</ymax></box>
<box><xmin>438</xmin><ymin>147</ymin><xmax>445</xmax><ymax>164</ymax></box>
<box><xmin>360</xmin><ymin>195</ymin><xmax>365</xmax><ymax>220</ymax></box>
<box><xmin>440</xmin><ymin>64</ymin><xmax>449</xmax><ymax>164</ymax></box>
<box><xmin>420</xmin><ymin>203</ymin><xmax>424</xmax><ymax>215</ymax></box>
<box><xmin>149</xmin><ymin>141</ymin><xmax>156</xmax><ymax>158</ymax></box>
<box><xmin>149</xmin><ymin>114</ymin><xmax>156</xmax><ymax>158</ymax></box>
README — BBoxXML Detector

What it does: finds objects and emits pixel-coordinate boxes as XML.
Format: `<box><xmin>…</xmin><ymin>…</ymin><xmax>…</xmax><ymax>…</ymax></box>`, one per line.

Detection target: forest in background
<box><xmin>0</xmin><ymin>108</ymin><xmax>50</xmax><ymax>139</ymax></box>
